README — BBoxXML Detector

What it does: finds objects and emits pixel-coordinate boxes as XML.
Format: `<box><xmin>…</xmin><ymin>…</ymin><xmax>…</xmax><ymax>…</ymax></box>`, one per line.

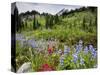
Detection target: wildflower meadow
<box><xmin>11</xmin><ymin>2</ymin><xmax>97</xmax><ymax>73</ymax></box>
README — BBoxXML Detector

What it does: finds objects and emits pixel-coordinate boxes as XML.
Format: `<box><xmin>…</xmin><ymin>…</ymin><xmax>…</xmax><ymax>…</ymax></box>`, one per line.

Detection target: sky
<box><xmin>12</xmin><ymin>2</ymin><xmax>83</xmax><ymax>15</ymax></box>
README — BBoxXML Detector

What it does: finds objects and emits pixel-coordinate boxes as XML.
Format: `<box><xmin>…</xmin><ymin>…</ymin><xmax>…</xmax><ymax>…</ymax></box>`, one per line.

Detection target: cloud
<box><xmin>16</xmin><ymin>2</ymin><xmax>83</xmax><ymax>15</ymax></box>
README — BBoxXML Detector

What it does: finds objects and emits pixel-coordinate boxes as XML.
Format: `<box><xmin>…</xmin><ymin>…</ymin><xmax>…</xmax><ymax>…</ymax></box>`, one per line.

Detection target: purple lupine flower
<box><xmin>16</xmin><ymin>34</ymin><xmax>25</xmax><ymax>41</ymax></box>
<box><xmin>78</xmin><ymin>40</ymin><xmax>83</xmax><ymax>49</ymax></box>
<box><xmin>84</xmin><ymin>46</ymin><xmax>88</xmax><ymax>54</ymax></box>
<box><xmin>89</xmin><ymin>44</ymin><xmax>94</xmax><ymax>52</ymax></box>
<box><xmin>64</xmin><ymin>45</ymin><xmax>70</xmax><ymax>55</ymax></box>
<box><xmin>80</xmin><ymin>57</ymin><xmax>84</xmax><ymax>65</ymax></box>
<box><xmin>60</xmin><ymin>58</ymin><xmax>64</xmax><ymax>66</ymax></box>
<box><xmin>59</xmin><ymin>55</ymin><xmax>64</xmax><ymax>66</ymax></box>
<box><xmin>16</xmin><ymin>34</ymin><xmax>28</xmax><ymax>47</ymax></box>
<box><xmin>67</xmin><ymin>47</ymin><xmax>70</xmax><ymax>53</ymax></box>
<box><xmin>79</xmin><ymin>44</ymin><xmax>83</xmax><ymax>50</ymax></box>
<box><xmin>89</xmin><ymin>45</ymin><xmax>97</xmax><ymax>58</ymax></box>
<box><xmin>76</xmin><ymin>45</ymin><xmax>80</xmax><ymax>53</ymax></box>
<box><xmin>27</xmin><ymin>39</ymin><xmax>37</xmax><ymax>48</ymax></box>
<box><xmin>75</xmin><ymin>44</ymin><xmax>82</xmax><ymax>53</ymax></box>
<box><xmin>92</xmin><ymin>50</ymin><xmax>97</xmax><ymax>58</ymax></box>
<box><xmin>72</xmin><ymin>53</ymin><xmax>78</xmax><ymax>63</ymax></box>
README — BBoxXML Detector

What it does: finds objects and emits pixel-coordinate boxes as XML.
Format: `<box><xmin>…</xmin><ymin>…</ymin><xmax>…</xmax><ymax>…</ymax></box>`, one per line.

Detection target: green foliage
<box><xmin>16</xmin><ymin>7</ymin><xmax>97</xmax><ymax>72</ymax></box>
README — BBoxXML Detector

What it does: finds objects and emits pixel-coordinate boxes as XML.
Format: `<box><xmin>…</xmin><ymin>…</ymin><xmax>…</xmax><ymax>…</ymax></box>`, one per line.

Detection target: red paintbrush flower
<box><xmin>38</xmin><ymin>64</ymin><xmax>55</xmax><ymax>71</ymax></box>
<box><xmin>48</xmin><ymin>47</ymin><xmax>53</xmax><ymax>54</ymax></box>
<box><xmin>47</xmin><ymin>44</ymin><xmax>54</xmax><ymax>54</ymax></box>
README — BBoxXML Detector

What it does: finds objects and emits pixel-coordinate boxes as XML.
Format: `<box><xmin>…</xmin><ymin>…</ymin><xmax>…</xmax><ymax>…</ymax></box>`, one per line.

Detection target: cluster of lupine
<box><xmin>71</xmin><ymin>40</ymin><xmax>84</xmax><ymax>64</ymax></box>
<box><xmin>16</xmin><ymin>34</ymin><xmax>37</xmax><ymax>48</ymax></box>
<box><xmin>59</xmin><ymin>55</ymin><xmax>65</xmax><ymax>66</ymax></box>
<box><xmin>64</xmin><ymin>45</ymin><xmax>70</xmax><ymax>55</ymax></box>
<box><xmin>16</xmin><ymin>34</ymin><xmax>47</xmax><ymax>50</ymax></box>
<box><xmin>16</xmin><ymin>34</ymin><xmax>25</xmax><ymax>41</ymax></box>
<box><xmin>16</xmin><ymin>34</ymin><xmax>27</xmax><ymax>47</ymax></box>
<box><xmin>58</xmin><ymin>40</ymin><xmax>97</xmax><ymax>69</ymax></box>
<box><xmin>89</xmin><ymin>45</ymin><xmax>97</xmax><ymax>59</ymax></box>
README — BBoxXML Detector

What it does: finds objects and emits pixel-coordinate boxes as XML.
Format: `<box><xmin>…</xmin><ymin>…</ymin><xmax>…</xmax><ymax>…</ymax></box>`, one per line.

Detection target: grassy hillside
<box><xmin>20</xmin><ymin>9</ymin><xmax>97</xmax><ymax>46</ymax></box>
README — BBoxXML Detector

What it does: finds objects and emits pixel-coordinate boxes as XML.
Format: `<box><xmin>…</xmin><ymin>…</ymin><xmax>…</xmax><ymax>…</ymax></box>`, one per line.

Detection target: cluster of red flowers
<box><xmin>48</xmin><ymin>47</ymin><xmax>53</xmax><ymax>54</ymax></box>
<box><xmin>38</xmin><ymin>64</ymin><xmax>55</xmax><ymax>71</ymax></box>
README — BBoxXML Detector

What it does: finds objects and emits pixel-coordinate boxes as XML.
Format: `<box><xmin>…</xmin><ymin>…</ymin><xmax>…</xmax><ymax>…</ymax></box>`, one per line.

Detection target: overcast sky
<box><xmin>12</xmin><ymin>2</ymin><xmax>83</xmax><ymax>15</ymax></box>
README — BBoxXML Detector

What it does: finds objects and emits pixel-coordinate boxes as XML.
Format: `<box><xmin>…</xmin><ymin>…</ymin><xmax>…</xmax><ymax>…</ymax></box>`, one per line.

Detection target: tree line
<box><xmin>13</xmin><ymin>5</ymin><xmax>97</xmax><ymax>32</ymax></box>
